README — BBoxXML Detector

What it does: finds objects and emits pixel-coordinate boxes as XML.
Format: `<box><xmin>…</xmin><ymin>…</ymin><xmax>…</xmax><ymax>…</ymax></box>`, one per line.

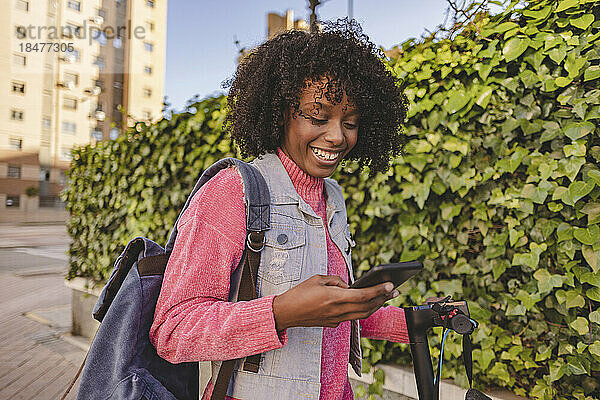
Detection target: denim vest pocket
<box><xmin>258</xmin><ymin>217</ymin><xmax>305</xmax><ymax>284</ymax></box>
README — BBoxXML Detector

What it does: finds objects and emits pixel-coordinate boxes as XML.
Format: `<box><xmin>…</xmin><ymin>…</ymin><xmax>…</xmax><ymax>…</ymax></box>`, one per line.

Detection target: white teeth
<box><xmin>311</xmin><ymin>147</ymin><xmax>339</xmax><ymax>161</ymax></box>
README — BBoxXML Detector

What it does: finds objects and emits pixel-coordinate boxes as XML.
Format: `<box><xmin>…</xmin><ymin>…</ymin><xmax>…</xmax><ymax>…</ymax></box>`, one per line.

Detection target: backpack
<box><xmin>64</xmin><ymin>158</ymin><xmax>270</xmax><ymax>400</ymax></box>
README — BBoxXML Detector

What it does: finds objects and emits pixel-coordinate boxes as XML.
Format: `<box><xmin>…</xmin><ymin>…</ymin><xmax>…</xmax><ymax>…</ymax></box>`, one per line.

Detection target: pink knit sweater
<box><xmin>150</xmin><ymin>150</ymin><xmax>409</xmax><ymax>400</ymax></box>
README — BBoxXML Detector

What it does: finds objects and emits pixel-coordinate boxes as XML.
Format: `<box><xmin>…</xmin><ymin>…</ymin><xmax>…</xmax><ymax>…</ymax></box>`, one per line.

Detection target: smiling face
<box><xmin>281</xmin><ymin>78</ymin><xmax>359</xmax><ymax>178</ymax></box>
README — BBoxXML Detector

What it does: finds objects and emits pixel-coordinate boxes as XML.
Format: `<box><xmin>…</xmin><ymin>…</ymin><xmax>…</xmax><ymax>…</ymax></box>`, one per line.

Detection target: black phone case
<box><xmin>350</xmin><ymin>261</ymin><xmax>423</xmax><ymax>289</ymax></box>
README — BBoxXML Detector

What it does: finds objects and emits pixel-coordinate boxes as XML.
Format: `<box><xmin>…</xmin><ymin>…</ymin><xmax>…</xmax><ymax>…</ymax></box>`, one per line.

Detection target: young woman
<box><xmin>150</xmin><ymin>19</ymin><xmax>409</xmax><ymax>400</ymax></box>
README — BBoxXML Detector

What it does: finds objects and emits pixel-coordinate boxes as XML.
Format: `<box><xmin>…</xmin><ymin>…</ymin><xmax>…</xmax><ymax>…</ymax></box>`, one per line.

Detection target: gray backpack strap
<box><xmin>165</xmin><ymin>158</ymin><xmax>270</xmax><ymax>253</ymax></box>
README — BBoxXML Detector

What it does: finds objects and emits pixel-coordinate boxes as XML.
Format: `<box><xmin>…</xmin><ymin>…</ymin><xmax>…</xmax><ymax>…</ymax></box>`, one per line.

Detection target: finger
<box><xmin>332</xmin><ymin>292</ymin><xmax>391</xmax><ymax>319</ymax></box>
<box><xmin>347</xmin><ymin>282</ymin><xmax>394</xmax><ymax>303</ymax></box>
<box><xmin>341</xmin><ymin>296</ymin><xmax>391</xmax><ymax>320</ymax></box>
<box><xmin>360</xmin><ymin>290</ymin><xmax>398</xmax><ymax>313</ymax></box>
<box><xmin>320</xmin><ymin>274</ymin><xmax>349</xmax><ymax>289</ymax></box>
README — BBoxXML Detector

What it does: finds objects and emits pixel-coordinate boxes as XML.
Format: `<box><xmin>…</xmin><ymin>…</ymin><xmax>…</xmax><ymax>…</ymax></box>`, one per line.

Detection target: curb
<box><xmin>349</xmin><ymin>364</ymin><xmax>530</xmax><ymax>400</ymax></box>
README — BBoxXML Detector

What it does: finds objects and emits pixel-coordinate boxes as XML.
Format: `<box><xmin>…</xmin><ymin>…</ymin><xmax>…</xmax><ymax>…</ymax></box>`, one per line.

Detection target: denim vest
<box><xmin>209</xmin><ymin>153</ymin><xmax>362</xmax><ymax>399</ymax></box>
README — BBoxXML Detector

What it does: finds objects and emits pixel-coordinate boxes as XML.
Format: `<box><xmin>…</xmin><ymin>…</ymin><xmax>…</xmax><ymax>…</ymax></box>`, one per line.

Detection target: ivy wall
<box><xmin>63</xmin><ymin>1</ymin><xmax>599</xmax><ymax>398</ymax></box>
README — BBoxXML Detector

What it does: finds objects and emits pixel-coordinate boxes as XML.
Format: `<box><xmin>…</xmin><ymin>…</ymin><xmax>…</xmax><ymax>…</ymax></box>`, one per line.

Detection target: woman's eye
<box><xmin>310</xmin><ymin>117</ymin><xmax>328</xmax><ymax>125</ymax></box>
<box><xmin>344</xmin><ymin>122</ymin><xmax>358</xmax><ymax>129</ymax></box>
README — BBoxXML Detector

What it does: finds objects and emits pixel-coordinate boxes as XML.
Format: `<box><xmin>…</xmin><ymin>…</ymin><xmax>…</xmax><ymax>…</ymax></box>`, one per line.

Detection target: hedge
<box><xmin>63</xmin><ymin>96</ymin><xmax>237</xmax><ymax>282</ymax></box>
<box><xmin>63</xmin><ymin>1</ymin><xmax>600</xmax><ymax>398</ymax></box>
<box><xmin>343</xmin><ymin>1</ymin><xmax>600</xmax><ymax>398</ymax></box>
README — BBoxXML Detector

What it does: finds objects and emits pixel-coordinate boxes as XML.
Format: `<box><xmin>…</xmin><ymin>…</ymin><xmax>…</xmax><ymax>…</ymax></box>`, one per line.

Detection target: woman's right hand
<box><xmin>272</xmin><ymin>274</ymin><xmax>399</xmax><ymax>331</ymax></box>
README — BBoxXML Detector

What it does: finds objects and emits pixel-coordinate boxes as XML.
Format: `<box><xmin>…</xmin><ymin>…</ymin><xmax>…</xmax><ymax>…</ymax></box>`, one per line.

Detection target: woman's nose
<box><xmin>323</xmin><ymin>124</ymin><xmax>344</xmax><ymax>145</ymax></box>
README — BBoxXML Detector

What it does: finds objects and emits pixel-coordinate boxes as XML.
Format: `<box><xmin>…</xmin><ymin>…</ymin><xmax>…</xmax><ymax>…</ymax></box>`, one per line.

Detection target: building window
<box><xmin>97</xmin><ymin>8</ymin><xmax>106</xmax><ymax>19</ymax></box>
<box><xmin>142</xmin><ymin>110</ymin><xmax>152</xmax><ymax>120</ymax></box>
<box><xmin>63</xmin><ymin>97</ymin><xmax>77</xmax><ymax>110</ymax></box>
<box><xmin>109</xmin><ymin>128</ymin><xmax>119</xmax><ymax>140</ymax></box>
<box><xmin>63</xmin><ymin>23</ymin><xmax>82</xmax><ymax>38</ymax></box>
<box><xmin>113</xmin><ymin>37</ymin><xmax>122</xmax><ymax>48</ymax></box>
<box><xmin>144</xmin><ymin>65</ymin><xmax>152</xmax><ymax>75</ymax></box>
<box><xmin>94</xmin><ymin>30</ymin><xmax>107</xmax><ymax>46</ymax></box>
<box><xmin>64</xmin><ymin>72</ymin><xmax>79</xmax><ymax>86</ymax></box>
<box><xmin>67</xmin><ymin>0</ymin><xmax>80</xmax><ymax>11</ymax></box>
<box><xmin>59</xmin><ymin>171</ymin><xmax>66</xmax><ymax>185</ymax></box>
<box><xmin>7</xmin><ymin>165</ymin><xmax>21</xmax><ymax>179</ymax></box>
<box><xmin>93</xmin><ymin>56</ymin><xmax>104</xmax><ymax>70</ymax></box>
<box><xmin>40</xmin><ymin>168</ymin><xmax>50</xmax><ymax>181</ymax></box>
<box><xmin>42</xmin><ymin>117</ymin><xmax>51</xmax><ymax>129</ymax></box>
<box><xmin>15</xmin><ymin>25</ymin><xmax>26</xmax><ymax>39</ymax></box>
<box><xmin>9</xmin><ymin>137</ymin><xmax>23</xmax><ymax>150</ymax></box>
<box><xmin>12</xmin><ymin>81</ymin><xmax>25</xmax><ymax>94</ymax></box>
<box><xmin>143</xmin><ymin>88</ymin><xmax>152</xmax><ymax>97</ymax></box>
<box><xmin>64</xmin><ymin>48</ymin><xmax>80</xmax><ymax>62</ymax></box>
<box><xmin>62</xmin><ymin>121</ymin><xmax>77</xmax><ymax>134</ymax></box>
<box><xmin>91</xmin><ymin>129</ymin><xmax>103</xmax><ymax>141</ymax></box>
<box><xmin>144</xmin><ymin>42</ymin><xmax>153</xmax><ymax>52</ymax></box>
<box><xmin>13</xmin><ymin>54</ymin><xmax>26</xmax><ymax>66</ymax></box>
<box><xmin>60</xmin><ymin>147</ymin><xmax>72</xmax><ymax>161</ymax></box>
<box><xmin>146</xmin><ymin>21</ymin><xmax>155</xmax><ymax>32</ymax></box>
<box><xmin>6</xmin><ymin>195</ymin><xmax>20</xmax><ymax>208</ymax></box>
<box><xmin>11</xmin><ymin>109</ymin><xmax>24</xmax><ymax>121</ymax></box>
<box><xmin>15</xmin><ymin>0</ymin><xmax>28</xmax><ymax>11</ymax></box>
<box><xmin>146</xmin><ymin>0</ymin><xmax>155</xmax><ymax>8</ymax></box>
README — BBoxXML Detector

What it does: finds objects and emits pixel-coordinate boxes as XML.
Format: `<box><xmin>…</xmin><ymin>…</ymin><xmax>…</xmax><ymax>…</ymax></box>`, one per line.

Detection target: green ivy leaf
<box><xmin>534</xmin><ymin>268</ymin><xmax>564</xmax><ymax>293</ymax></box>
<box><xmin>565</xmin><ymin>355</ymin><xmax>590</xmax><ymax>375</ymax></box>
<box><xmin>588</xmin><ymin>170</ymin><xmax>600</xmax><ymax>186</ymax></box>
<box><xmin>570</xmin><ymin>14</ymin><xmax>595</xmax><ymax>30</ymax></box>
<box><xmin>503</xmin><ymin>37</ymin><xmax>530</xmax><ymax>62</ymax></box>
<box><xmin>581</xmin><ymin>203</ymin><xmax>600</xmax><ymax>225</ymax></box>
<box><xmin>565</xmin><ymin>290</ymin><xmax>586</xmax><ymax>308</ymax></box>
<box><xmin>522</xmin><ymin>6</ymin><xmax>552</xmax><ymax>20</ymax></box>
<box><xmin>548</xmin><ymin>47</ymin><xmax>567</xmax><ymax>64</ymax></box>
<box><xmin>589</xmin><ymin>341</ymin><xmax>600</xmax><ymax>357</ymax></box>
<box><xmin>442</xmin><ymin>137</ymin><xmax>469</xmax><ymax>155</ymax></box>
<box><xmin>496</xmin><ymin>147</ymin><xmax>528</xmax><ymax>174</ymax></box>
<box><xmin>584</xmin><ymin>65</ymin><xmax>600</xmax><ymax>81</ymax></box>
<box><xmin>569</xmin><ymin>317</ymin><xmax>589</xmax><ymax>335</ymax></box>
<box><xmin>587</xmin><ymin>287</ymin><xmax>600</xmax><ymax>302</ymax></box>
<box><xmin>582</xmin><ymin>245</ymin><xmax>600</xmax><ymax>273</ymax></box>
<box><xmin>489</xmin><ymin>362</ymin><xmax>511</xmax><ymax>385</ymax></box>
<box><xmin>573</xmin><ymin>225</ymin><xmax>600</xmax><ymax>245</ymax></box>
<box><xmin>555</xmin><ymin>0</ymin><xmax>580</xmax><ymax>12</ymax></box>
<box><xmin>444</xmin><ymin>90</ymin><xmax>471</xmax><ymax>114</ymax></box>
<box><xmin>557</xmin><ymin>222</ymin><xmax>574</xmax><ymax>242</ymax></box>
<box><xmin>564</xmin><ymin>121</ymin><xmax>595</xmax><ymax>141</ymax></box>
<box><xmin>521</xmin><ymin>183</ymin><xmax>549</xmax><ymax>204</ymax></box>
<box><xmin>590</xmin><ymin>310</ymin><xmax>600</xmax><ymax>324</ymax></box>
<box><xmin>561</xmin><ymin>180</ymin><xmax>595</xmax><ymax>206</ymax></box>
<box><xmin>563</xmin><ymin>141</ymin><xmax>586</xmax><ymax>157</ymax></box>
<box><xmin>565</xmin><ymin>56</ymin><xmax>586</xmax><ymax>78</ymax></box>
<box><xmin>492</xmin><ymin>259</ymin><xmax>510</xmax><ymax>280</ymax></box>
<box><xmin>555</xmin><ymin>76</ymin><xmax>572</xmax><ymax>87</ymax></box>
<box><xmin>516</xmin><ymin>289</ymin><xmax>541</xmax><ymax>310</ymax></box>
<box><xmin>475</xmin><ymin>86</ymin><xmax>494</xmax><ymax>108</ymax></box>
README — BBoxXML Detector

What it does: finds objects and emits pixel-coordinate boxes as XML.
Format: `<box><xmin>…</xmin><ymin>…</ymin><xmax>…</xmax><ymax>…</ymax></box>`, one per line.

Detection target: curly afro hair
<box><xmin>223</xmin><ymin>18</ymin><xmax>408</xmax><ymax>174</ymax></box>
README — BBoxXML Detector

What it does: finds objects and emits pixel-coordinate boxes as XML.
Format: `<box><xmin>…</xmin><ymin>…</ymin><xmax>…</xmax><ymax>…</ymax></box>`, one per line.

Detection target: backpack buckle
<box><xmin>247</xmin><ymin>232</ymin><xmax>265</xmax><ymax>252</ymax></box>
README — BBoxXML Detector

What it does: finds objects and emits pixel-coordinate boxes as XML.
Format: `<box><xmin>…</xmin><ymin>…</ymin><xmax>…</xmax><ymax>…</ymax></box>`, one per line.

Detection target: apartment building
<box><xmin>0</xmin><ymin>0</ymin><xmax>167</xmax><ymax>222</ymax></box>
<box><xmin>267</xmin><ymin>9</ymin><xmax>309</xmax><ymax>40</ymax></box>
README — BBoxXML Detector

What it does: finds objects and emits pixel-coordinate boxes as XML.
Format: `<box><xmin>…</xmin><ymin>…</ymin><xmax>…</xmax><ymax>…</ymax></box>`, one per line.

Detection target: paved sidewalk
<box><xmin>0</xmin><ymin>272</ymin><xmax>86</xmax><ymax>399</ymax></box>
<box><xmin>0</xmin><ymin>223</ymin><xmax>69</xmax><ymax>249</ymax></box>
<box><xmin>0</xmin><ymin>223</ymin><xmax>86</xmax><ymax>399</ymax></box>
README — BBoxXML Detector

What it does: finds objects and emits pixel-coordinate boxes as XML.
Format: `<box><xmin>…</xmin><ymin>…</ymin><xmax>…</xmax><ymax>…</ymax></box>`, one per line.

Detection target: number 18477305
<box><xmin>19</xmin><ymin>42</ymin><xmax>74</xmax><ymax>52</ymax></box>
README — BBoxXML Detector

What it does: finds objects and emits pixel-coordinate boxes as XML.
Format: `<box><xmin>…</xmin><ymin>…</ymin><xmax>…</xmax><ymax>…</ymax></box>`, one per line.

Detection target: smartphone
<box><xmin>350</xmin><ymin>261</ymin><xmax>423</xmax><ymax>289</ymax></box>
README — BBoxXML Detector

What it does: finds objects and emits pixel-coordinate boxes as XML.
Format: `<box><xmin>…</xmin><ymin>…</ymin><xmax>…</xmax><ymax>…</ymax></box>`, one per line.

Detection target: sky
<box><xmin>164</xmin><ymin>0</ymin><xmax>451</xmax><ymax>112</ymax></box>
